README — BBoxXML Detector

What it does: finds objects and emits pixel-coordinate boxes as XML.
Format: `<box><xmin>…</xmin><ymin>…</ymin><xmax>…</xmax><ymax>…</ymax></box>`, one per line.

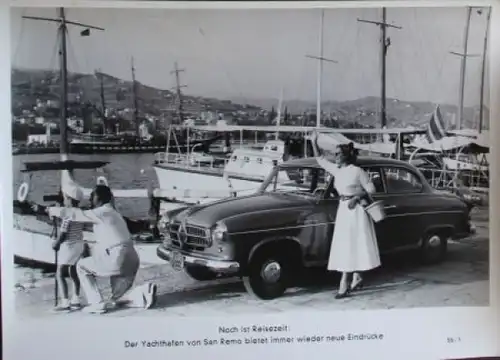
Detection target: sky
<box><xmin>10</xmin><ymin>6</ymin><xmax>490</xmax><ymax>107</ymax></box>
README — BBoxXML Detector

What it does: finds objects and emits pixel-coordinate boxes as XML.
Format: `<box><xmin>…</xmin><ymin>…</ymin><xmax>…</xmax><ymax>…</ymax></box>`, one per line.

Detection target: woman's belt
<box><xmin>339</xmin><ymin>195</ymin><xmax>356</xmax><ymax>201</ymax></box>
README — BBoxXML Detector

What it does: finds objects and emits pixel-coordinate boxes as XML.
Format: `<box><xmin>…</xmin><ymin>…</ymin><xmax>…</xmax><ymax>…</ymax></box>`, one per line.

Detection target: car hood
<box><xmin>173</xmin><ymin>192</ymin><xmax>314</xmax><ymax>228</ymax></box>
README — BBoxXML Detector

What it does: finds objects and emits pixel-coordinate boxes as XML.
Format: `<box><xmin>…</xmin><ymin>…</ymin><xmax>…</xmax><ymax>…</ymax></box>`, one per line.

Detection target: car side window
<box><xmin>383</xmin><ymin>167</ymin><xmax>423</xmax><ymax>194</ymax></box>
<box><xmin>280</xmin><ymin>167</ymin><xmax>316</xmax><ymax>192</ymax></box>
<box><xmin>362</xmin><ymin>167</ymin><xmax>385</xmax><ymax>194</ymax></box>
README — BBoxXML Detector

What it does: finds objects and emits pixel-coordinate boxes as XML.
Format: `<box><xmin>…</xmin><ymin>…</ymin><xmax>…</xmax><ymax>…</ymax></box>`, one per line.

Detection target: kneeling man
<box><xmin>48</xmin><ymin>183</ymin><xmax>158</xmax><ymax>314</ymax></box>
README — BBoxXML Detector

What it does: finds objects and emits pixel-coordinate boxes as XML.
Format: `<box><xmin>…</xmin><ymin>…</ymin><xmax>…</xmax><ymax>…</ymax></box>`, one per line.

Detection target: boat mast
<box><xmin>305</xmin><ymin>9</ymin><xmax>338</xmax><ymax>130</ymax></box>
<box><xmin>478</xmin><ymin>7</ymin><xmax>491</xmax><ymax>134</ymax></box>
<box><xmin>171</xmin><ymin>62</ymin><xmax>188</xmax><ymax>153</ymax></box>
<box><xmin>58</xmin><ymin>9</ymin><xmax>69</xmax><ymax>154</ymax></box>
<box><xmin>316</xmin><ymin>10</ymin><xmax>324</xmax><ymax>129</ymax></box>
<box><xmin>450</xmin><ymin>6</ymin><xmax>474</xmax><ymax>130</ymax></box>
<box><xmin>171</xmin><ymin>61</ymin><xmax>187</xmax><ymax>124</ymax></box>
<box><xmin>275</xmin><ymin>87</ymin><xmax>284</xmax><ymax>140</ymax></box>
<box><xmin>22</xmin><ymin>8</ymin><xmax>104</xmax><ymax>157</ymax></box>
<box><xmin>131</xmin><ymin>57</ymin><xmax>140</xmax><ymax>138</ymax></box>
<box><xmin>98</xmin><ymin>69</ymin><xmax>107</xmax><ymax>133</ymax></box>
<box><xmin>358</xmin><ymin>7</ymin><xmax>402</xmax><ymax>129</ymax></box>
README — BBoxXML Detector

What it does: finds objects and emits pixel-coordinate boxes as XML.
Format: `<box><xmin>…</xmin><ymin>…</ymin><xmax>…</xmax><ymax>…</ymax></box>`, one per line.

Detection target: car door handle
<box><xmin>384</xmin><ymin>205</ymin><xmax>397</xmax><ymax>209</ymax></box>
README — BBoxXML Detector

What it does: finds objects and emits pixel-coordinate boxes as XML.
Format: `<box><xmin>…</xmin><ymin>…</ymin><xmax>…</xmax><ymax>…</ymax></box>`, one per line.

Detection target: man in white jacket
<box><xmin>48</xmin><ymin>183</ymin><xmax>158</xmax><ymax>314</ymax></box>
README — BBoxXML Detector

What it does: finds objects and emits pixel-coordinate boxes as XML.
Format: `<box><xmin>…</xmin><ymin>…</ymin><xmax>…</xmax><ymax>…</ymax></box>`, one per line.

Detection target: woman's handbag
<box><xmin>362</xmin><ymin>194</ymin><xmax>386</xmax><ymax>223</ymax></box>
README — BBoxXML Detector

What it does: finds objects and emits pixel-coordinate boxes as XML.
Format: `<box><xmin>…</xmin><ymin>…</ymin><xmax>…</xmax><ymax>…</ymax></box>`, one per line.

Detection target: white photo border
<box><xmin>1</xmin><ymin>1</ymin><xmax>499</xmax><ymax>359</ymax></box>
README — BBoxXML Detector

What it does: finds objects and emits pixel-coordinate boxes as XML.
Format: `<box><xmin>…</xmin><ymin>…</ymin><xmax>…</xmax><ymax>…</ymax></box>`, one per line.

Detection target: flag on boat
<box><xmin>80</xmin><ymin>28</ymin><xmax>90</xmax><ymax>36</ymax></box>
<box><xmin>425</xmin><ymin>105</ymin><xmax>447</xmax><ymax>143</ymax></box>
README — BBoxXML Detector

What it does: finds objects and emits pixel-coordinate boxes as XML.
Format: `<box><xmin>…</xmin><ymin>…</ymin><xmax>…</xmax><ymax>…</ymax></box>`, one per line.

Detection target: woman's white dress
<box><xmin>316</xmin><ymin>157</ymin><xmax>381</xmax><ymax>272</ymax></box>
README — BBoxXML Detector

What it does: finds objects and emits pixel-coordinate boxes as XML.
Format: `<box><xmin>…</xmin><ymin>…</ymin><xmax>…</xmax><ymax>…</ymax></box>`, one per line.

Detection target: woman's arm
<box><xmin>311</xmin><ymin>132</ymin><xmax>339</xmax><ymax>176</ymax></box>
<box><xmin>316</xmin><ymin>156</ymin><xmax>338</xmax><ymax>176</ymax></box>
<box><xmin>311</xmin><ymin>134</ymin><xmax>321</xmax><ymax>157</ymax></box>
<box><xmin>358</xmin><ymin>168</ymin><xmax>376</xmax><ymax>195</ymax></box>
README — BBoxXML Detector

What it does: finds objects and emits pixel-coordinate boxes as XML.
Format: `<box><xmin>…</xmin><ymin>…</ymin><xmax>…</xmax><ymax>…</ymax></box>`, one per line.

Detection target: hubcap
<box><xmin>428</xmin><ymin>235</ymin><xmax>441</xmax><ymax>247</ymax></box>
<box><xmin>261</xmin><ymin>261</ymin><xmax>282</xmax><ymax>283</ymax></box>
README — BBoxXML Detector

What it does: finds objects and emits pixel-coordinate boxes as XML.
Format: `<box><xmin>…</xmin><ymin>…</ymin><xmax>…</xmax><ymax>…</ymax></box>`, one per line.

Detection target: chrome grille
<box><xmin>168</xmin><ymin>221</ymin><xmax>212</xmax><ymax>248</ymax></box>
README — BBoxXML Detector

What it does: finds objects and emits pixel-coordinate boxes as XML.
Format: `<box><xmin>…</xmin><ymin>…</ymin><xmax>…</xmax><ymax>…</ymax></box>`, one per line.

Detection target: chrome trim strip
<box><xmin>228</xmin><ymin>210</ymin><xmax>464</xmax><ymax>235</ymax></box>
<box><xmin>156</xmin><ymin>246</ymin><xmax>240</xmax><ymax>272</ymax></box>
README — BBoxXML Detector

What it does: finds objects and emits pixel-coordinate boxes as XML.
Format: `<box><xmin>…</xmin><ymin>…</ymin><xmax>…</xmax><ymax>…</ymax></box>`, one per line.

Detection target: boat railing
<box><xmin>154</xmin><ymin>152</ymin><xmax>226</xmax><ymax>170</ymax></box>
<box><xmin>416</xmin><ymin>167</ymin><xmax>489</xmax><ymax>191</ymax></box>
<box><xmin>154</xmin><ymin>151</ymin><xmax>281</xmax><ymax>171</ymax></box>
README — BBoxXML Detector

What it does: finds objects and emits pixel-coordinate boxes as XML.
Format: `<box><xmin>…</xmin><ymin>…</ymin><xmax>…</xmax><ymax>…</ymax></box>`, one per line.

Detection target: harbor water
<box><xmin>13</xmin><ymin>153</ymin><xmax>159</xmax><ymax>219</ymax></box>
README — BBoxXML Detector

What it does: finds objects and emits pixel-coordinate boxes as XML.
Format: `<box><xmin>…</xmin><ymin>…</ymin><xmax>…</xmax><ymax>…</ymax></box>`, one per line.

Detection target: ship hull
<box><xmin>13</xmin><ymin>137</ymin><xmax>220</xmax><ymax>156</ymax></box>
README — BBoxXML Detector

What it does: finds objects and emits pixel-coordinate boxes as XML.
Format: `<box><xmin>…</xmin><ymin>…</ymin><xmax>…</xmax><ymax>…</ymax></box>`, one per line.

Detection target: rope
<box><xmin>411</xmin><ymin>8</ymin><xmax>457</xmax><ymax>105</ymax></box>
<box><xmin>66</xmin><ymin>28</ymin><xmax>81</xmax><ymax>74</ymax></box>
<box><xmin>197</xmin><ymin>26</ymin><xmax>246</xmax><ymax>104</ymax></box>
<box><xmin>322</xmin><ymin>9</ymin><xmax>356</xmax><ymax>107</ymax></box>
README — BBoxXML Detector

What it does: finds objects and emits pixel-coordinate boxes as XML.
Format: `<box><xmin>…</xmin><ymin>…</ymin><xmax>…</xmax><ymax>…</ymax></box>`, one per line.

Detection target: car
<box><xmin>156</xmin><ymin>156</ymin><xmax>475</xmax><ymax>300</ymax></box>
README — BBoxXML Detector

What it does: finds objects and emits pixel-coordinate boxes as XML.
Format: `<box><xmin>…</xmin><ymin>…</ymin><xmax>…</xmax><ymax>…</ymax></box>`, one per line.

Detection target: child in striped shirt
<box><xmin>51</xmin><ymin>188</ymin><xmax>86</xmax><ymax>311</ymax></box>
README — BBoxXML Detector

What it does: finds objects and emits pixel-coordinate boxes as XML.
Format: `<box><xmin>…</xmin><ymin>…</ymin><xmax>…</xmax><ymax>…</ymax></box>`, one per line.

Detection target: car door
<box><xmin>300</xmin><ymin>168</ymin><xmax>338</xmax><ymax>265</ymax></box>
<box><xmin>380</xmin><ymin>166</ymin><xmax>428</xmax><ymax>249</ymax></box>
<box><xmin>360</xmin><ymin>166</ymin><xmax>395</xmax><ymax>252</ymax></box>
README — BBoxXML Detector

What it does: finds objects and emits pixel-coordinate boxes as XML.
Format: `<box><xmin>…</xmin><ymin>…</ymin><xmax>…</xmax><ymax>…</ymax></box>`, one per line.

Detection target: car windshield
<box><xmin>260</xmin><ymin>166</ymin><xmax>330</xmax><ymax>197</ymax></box>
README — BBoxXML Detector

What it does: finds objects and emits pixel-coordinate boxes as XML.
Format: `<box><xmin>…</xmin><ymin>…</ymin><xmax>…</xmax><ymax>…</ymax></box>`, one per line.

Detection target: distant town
<box><xmin>11</xmin><ymin>68</ymin><xmax>487</xmax><ymax>145</ymax></box>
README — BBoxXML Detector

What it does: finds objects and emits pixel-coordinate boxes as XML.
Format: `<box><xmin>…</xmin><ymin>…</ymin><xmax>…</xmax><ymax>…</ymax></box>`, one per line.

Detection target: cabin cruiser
<box><xmin>153</xmin><ymin>139</ymin><xmax>294</xmax><ymax>205</ymax></box>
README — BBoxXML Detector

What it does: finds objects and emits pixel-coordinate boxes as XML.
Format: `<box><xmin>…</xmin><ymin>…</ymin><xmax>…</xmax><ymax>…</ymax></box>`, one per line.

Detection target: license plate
<box><xmin>171</xmin><ymin>251</ymin><xmax>185</xmax><ymax>272</ymax></box>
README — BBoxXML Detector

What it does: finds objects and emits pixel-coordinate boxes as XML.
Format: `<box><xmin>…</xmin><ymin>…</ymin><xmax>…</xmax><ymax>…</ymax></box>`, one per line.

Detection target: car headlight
<box><xmin>211</xmin><ymin>222</ymin><xmax>227</xmax><ymax>243</ymax></box>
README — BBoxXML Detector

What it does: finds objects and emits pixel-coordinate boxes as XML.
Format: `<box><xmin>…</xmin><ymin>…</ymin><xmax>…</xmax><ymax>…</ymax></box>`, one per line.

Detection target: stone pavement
<box><xmin>13</xmin><ymin>209</ymin><xmax>490</xmax><ymax>318</ymax></box>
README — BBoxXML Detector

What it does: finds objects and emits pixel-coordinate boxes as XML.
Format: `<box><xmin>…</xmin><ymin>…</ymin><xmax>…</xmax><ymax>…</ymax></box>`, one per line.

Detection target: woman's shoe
<box><xmin>334</xmin><ymin>289</ymin><xmax>351</xmax><ymax>299</ymax></box>
<box><xmin>350</xmin><ymin>279</ymin><xmax>364</xmax><ymax>292</ymax></box>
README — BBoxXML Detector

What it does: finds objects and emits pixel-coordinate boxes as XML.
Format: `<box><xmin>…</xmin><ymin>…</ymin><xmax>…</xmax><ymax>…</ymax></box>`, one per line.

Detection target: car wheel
<box><xmin>420</xmin><ymin>231</ymin><xmax>448</xmax><ymax>264</ymax></box>
<box><xmin>243</xmin><ymin>252</ymin><xmax>289</xmax><ymax>300</ymax></box>
<box><xmin>185</xmin><ymin>265</ymin><xmax>218</xmax><ymax>281</ymax></box>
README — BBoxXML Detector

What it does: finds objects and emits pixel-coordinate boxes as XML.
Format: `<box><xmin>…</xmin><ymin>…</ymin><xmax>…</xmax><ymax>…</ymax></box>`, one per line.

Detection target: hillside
<box><xmin>230</xmin><ymin>96</ymin><xmax>489</xmax><ymax>130</ymax></box>
<box><xmin>11</xmin><ymin>68</ymin><xmax>260</xmax><ymax>118</ymax></box>
<box><xmin>11</xmin><ymin>68</ymin><xmax>489</xmax><ymax>130</ymax></box>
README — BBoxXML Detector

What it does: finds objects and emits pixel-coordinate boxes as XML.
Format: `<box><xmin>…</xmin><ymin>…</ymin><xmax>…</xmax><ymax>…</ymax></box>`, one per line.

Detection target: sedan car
<box><xmin>156</xmin><ymin>156</ymin><xmax>475</xmax><ymax>300</ymax></box>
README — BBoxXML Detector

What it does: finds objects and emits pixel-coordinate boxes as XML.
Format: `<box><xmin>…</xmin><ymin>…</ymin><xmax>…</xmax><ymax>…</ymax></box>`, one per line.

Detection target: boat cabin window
<box><xmin>257</xmin><ymin>157</ymin><xmax>263</xmax><ymax>164</ymax></box>
<box><xmin>382</xmin><ymin>167</ymin><xmax>423</xmax><ymax>194</ymax></box>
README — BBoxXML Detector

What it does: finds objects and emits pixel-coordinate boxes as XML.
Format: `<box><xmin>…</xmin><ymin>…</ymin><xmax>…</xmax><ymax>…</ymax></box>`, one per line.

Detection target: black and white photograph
<box><xmin>10</xmin><ymin>5</ymin><xmax>491</xmax><ymax>319</ymax></box>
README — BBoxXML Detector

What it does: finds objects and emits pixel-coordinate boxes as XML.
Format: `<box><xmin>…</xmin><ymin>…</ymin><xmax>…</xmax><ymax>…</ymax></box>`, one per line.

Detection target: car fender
<box><xmin>247</xmin><ymin>236</ymin><xmax>303</xmax><ymax>266</ymax></box>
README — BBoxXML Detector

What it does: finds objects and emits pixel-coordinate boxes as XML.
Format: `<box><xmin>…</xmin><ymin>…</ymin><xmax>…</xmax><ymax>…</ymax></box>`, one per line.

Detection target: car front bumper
<box><xmin>156</xmin><ymin>245</ymin><xmax>240</xmax><ymax>274</ymax></box>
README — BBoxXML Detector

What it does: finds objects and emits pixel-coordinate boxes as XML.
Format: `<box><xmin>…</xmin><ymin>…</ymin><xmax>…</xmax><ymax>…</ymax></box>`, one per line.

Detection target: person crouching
<box><xmin>48</xmin><ymin>184</ymin><xmax>157</xmax><ymax>314</ymax></box>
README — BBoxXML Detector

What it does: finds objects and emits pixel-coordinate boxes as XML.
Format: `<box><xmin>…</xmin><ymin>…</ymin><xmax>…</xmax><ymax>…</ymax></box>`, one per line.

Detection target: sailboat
<box><xmin>407</xmin><ymin>6</ymin><xmax>490</xmax><ymax>191</ymax></box>
<box><xmin>13</xmin><ymin>8</ymin><xmax>161</xmax><ymax>269</ymax></box>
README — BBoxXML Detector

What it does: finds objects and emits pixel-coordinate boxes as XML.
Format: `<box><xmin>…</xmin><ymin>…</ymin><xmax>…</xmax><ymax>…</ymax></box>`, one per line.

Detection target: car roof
<box><xmin>280</xmin><ymin>156</ymin><xmax>412</xmax><ymax>169</ymax></box>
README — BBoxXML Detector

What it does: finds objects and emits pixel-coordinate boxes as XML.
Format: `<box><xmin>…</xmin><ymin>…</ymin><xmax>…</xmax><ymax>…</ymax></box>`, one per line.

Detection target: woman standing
<box><xmin>310</xmin><ymin>132</ymin><xmax>381</xmax><ymax>298</ymax></box>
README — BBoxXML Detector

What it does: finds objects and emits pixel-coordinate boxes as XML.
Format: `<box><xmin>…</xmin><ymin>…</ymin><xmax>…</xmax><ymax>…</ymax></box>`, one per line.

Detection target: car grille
<box><xmin>168</xmin><ymin>221</ymin><xmax>212</xmax><ymax>249</ymax></box>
